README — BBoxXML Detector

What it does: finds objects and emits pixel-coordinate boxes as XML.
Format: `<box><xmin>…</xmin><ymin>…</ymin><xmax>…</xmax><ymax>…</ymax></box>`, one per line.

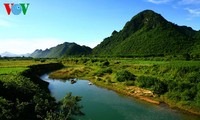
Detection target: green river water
<box><xmin>41</xmin><ymin>74</ymin><xmax>200</xmax><ymax>120</ymax></box>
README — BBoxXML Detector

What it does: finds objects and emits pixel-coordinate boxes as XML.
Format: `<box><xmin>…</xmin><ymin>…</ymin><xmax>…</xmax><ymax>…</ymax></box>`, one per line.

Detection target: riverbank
<box><xmin>91</xmin><ymin>79</ymin><xmax>200</xmax><ymax>116</ymax></box>
<box><xmin>21</xmin><ymin>63</ymin><xmax>64</xmax><ymax>91</ymax></box>
<box><xmin>91</xmin><ymin>80</ymin><xmax>161</xmax><ymax>105</ymax></box>
<box><xmin>49</xmin><ymin>59</ymin><xmax>200</xmax><ymax>116</ymax></box>
<box><xmin>42</xmin><ymin>74</ymin><xmax>200</xmax><ymax>120</ymax></box>
<box><xmin>48</xmin><ymin>66</ymin><xmax>161</xmax><ymax>104</ymax></box>
<box><xmin>0</xmin><ymin>61</ymin><xmax>64</xmax><ymax>119</ymax></box>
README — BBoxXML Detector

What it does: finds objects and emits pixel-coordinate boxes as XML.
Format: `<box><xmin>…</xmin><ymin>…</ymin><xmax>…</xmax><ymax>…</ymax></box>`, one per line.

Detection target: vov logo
<box><xmin>4</xmin><ymin>3</ymin><xmax>30</xmax><ymax>15</ymax></box>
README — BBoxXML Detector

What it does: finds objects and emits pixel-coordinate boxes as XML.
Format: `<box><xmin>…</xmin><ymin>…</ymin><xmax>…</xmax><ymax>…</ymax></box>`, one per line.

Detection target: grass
<box><xmin>0</xmin><ymin>67</ymin><xmax>28</xmax><ymax>75</ymax></box>
<box><xmin>165</xmin><ymin>61</ymin><xmax>200</xmax><ymax>67</ymax></box>
<box><xmin>0</xmin><ymin>59</ymin><xmax>57</xmax><ymax>75</ymax></box>
<box><xmin>0</xmin><ymin>59</ymin><xmax>55</xmax><ymax>67</ymax></box>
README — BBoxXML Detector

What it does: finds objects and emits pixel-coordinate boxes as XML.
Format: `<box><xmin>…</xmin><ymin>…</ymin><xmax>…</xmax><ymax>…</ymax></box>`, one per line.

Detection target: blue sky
<box><xmin>0</xmin><ymin>0</ymin><xmax>200</xmax><ymax>54</ymax></box>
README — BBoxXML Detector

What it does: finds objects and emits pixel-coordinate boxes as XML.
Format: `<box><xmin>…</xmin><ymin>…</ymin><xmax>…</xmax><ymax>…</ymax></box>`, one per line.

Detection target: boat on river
<box><xmin>88</xmin><ymin>82</ymin><xmax>93</xmax><ymax>85</ymax></box>
<box><xmin>71</xmin><ymin>79</ymin><xmax>77</xmax><ymax>84</ymax></box>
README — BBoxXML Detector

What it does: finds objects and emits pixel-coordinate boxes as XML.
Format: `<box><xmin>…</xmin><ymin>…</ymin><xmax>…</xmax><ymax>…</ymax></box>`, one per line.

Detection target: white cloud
<box><xmin>185</xmin><ymin>8</ymin><xmax>200</xmax><ymax>17</ymax></box>
<box><xmin>179</xmin><ymin>0</ymin><xmax>200</xmax><ymax>5</ymax></box>
<box><xmin>0</xmin><ymin>38</ymin><xmax>65</xmax><ymax>54</ymax></box>
<box><xmin>147</xmin><ymin>0</ymin><xmax>171</xmax><ymax>4</ymax></box>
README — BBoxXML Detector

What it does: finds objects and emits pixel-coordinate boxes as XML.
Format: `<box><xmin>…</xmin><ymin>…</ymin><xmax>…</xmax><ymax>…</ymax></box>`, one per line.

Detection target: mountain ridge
<box><xmin>30</xmin><ymin>10</ymin><xmax>200</xmax><ymax>58</ymax></box>
<box><xmin>93</xmin><ymin>10</ymin><xmax>199</xmax><ymax>57</ymax></box>
<box><xmin>30</xmin><ymin>42</ymin><xmax>92</xmax><ymax>58</ymax></box>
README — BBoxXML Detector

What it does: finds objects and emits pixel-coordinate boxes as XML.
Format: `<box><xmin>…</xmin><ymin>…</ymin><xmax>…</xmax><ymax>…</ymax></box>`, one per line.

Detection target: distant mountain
<box><xmin>30</xmin><ymin>42</ymin><xmax>92</xmax><ymax>58</ymax></box>
<box><xmin>0</xmin><ymin>52</ymin><xmax>30</xmax><ymax>57</ymax></box>
<box><xmin>93</xmin><ymin>10</ymin><xmax>200</xmax><ymax>57</ymax></box>
<box><xmin>0</xmin><ymin>52</ymin><xmax>19</xmax><ymax>57</ymax></box>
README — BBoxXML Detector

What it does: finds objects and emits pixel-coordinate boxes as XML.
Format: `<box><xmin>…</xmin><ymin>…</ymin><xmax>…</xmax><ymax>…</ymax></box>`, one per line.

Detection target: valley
<box><xmin>1</xmin><ymin>9</ymin><xmax>200</xmax><ymax>120</ymax></box>
<box><xmin>1</xmin><ymin>58</ymin><xmax>200</xmax><ymax>120</ymax></box>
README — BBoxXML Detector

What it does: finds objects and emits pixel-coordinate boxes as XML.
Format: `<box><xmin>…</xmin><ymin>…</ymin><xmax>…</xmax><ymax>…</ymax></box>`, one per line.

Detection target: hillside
<box><xmin>30</xmin><ymin>42</ymin><xmax>92</xmax><ymax>58</ymax></box>
<box><xmin>93</xmin><ymin>10</ymin><xmax>199</xmax><ymax>57</ymax></box>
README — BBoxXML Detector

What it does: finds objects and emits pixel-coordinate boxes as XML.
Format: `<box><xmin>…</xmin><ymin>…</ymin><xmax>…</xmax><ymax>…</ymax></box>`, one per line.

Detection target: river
<box><xmin>41</xmin><ymin>74</ymin><xmax>200</xmax><ymax>120</ymax></box>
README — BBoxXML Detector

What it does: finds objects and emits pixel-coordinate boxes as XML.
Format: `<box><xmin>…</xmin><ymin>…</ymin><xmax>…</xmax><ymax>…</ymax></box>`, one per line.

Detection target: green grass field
<box><xmin>0</xmin><ymin>59</ymin><xmax>56</xmax><ymax>74</ymax></box>
<box><xmin>0</xmin><ymin>67</ymin><xmax>28</xmax><ymax>75</ymax></box>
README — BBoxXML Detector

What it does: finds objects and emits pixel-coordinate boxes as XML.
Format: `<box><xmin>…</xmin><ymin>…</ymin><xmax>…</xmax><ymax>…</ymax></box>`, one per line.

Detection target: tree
<box><xmin>112</xmin><ymin>30</ymin><xmax>118</xmax><ymax>36</ymax></box>
<box><xmin>116</xmin><ymin>70</ymin><xmax>136</xmax><ymax>82</ymax></box>
<box><xmin>183</xmin><ymin>53</ymin><xmax>190</xmax><ymax>61</ymax></box>
<box><xmin>45</xmin><ymin>93</ymin><xmax>83</xmax><ymax>120</ymax></box>
<box><xmin>59</xmin><ymin>93</ymin><xmax>83</xmax><ymax>120</ymax></box>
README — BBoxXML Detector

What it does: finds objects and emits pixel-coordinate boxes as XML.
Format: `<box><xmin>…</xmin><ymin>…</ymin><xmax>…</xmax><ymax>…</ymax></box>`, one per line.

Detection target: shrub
<box><xmin>40</xmin><ymin>59</ymin><xmax>46</xmax><ymax>63</ymax></box>
<box><xmin>136</xmin><ymin>76</ymin><xmax>156</xmax><ymax>88</ymax></box>
<box><xmin>103</xmin><ymin>68</ymin><xmax>113</xmax><ymax>74</ymax></box>
<box><xmin>102</xmin><ymin>61</ymin><xmax>110</xmax><ymax>67</ymax></box>
<box><xmin>94</xmin><ymin>68</ymin><xmax>113</xmax><ymax>77</ymax></box>
<box><xmin>125</xmin><ymin>81</ymin><xmax>135</xmax><ymax>86</ymax></box>
<box><xmin>136</xmin><ymin>76</ymin><xmax>167</xmax><ymax>95</ymax></box>
<box><xmin>115</xmin><ymin>70</ymin><xmax>136</xmax><ymax>82</ymax></box>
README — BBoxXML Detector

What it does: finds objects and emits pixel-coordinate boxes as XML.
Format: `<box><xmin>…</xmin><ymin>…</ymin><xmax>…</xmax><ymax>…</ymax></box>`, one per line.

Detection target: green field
<box><xmin>0</xmin><ymin>59</ymin><xmax>48</xmax><ymax>75</ymax></box>
<box><xmin>0</xmin><ymin>67</ymin><xmax>28</xmax><ymax>75</ymax></box>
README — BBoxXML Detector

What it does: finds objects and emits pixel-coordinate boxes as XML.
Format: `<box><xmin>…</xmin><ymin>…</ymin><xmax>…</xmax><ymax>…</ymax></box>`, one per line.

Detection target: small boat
<box><xmin>88</xmin><ymin>82</ymin><xmax>93</xmax><ymax>85</ymax></box>
<box><xmin>71</xmin><ymin>79</ymin><xmax>77</xmax><ymax>84</ymax></box>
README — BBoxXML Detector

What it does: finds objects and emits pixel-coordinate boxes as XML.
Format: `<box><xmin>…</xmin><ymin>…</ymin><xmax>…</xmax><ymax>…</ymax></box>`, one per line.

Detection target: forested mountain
<box><xmin>30</xmin><ymin>42</ymin><xmax>92</xmax><ymax>58</ymax></box>
<box><xmin>93</xmin><ymin>10</ymin><xmax>200</xmax><ymax>57</ymax></box>
<box><xmin>31</xmin><ymin>10</ymin><xmax>200</xmax><ymax>58</ymax></box>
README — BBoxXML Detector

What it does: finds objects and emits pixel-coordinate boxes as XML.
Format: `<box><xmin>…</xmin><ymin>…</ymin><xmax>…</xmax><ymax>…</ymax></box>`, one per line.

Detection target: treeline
<box><xmin>0</xmin><ymin>63</ymin><xmax>83</xmax><ymax>120</ymax></box>
<box><xmin>1</xmin><ymin>53</ymin><xmax>200</xmax><ymax>61</ymax></box>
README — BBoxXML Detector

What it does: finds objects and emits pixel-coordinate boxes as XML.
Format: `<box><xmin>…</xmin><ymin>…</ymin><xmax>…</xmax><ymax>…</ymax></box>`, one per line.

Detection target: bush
<box><xmin>94</xmin><ymin>68</ymin><xmax>113</xmax><ymax>77</ymax></box>
<box><xmin>136</xmin><ymin>76</ymin><xmax>167</xmax><ymax>95</ymax></box>
<box><xmin>40</xmin><ymin>59</ymin><xmax>46</xmax><ymax>63</ymax></box>
<box><xmin>102</xmin><ymin>61</ymin><xmax>110</xmax><ymax>67</ymax></box>
<box><xmin>136</xmin><ymin>76</ymin><xmax>156</xmax><ymax>88</ymax></box>
<box><xmin>116</xmin><ymin>70</ymin><xmax>136</xmax><ymax>82</ymax></box>
<box><xmin>103</xmin><ymin>68</ymin><xmax>113</xmax><ymax>74</ymax></box>
<box><xmin>0</xmin><ymin>97</ymin><xmax>14</xmax><ymax>119</ymax></box>
<box><xmin>125</xmin><ymin>81</ymin><xmax>135</xmax><ymax>86</ymax></box>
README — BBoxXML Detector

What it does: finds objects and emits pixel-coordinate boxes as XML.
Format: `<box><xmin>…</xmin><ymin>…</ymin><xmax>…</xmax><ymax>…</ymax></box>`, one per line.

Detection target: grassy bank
<box><xmin>49</xmin><ymin>58</ymin><xmax>200</xmax><ymax>115</ymax></box>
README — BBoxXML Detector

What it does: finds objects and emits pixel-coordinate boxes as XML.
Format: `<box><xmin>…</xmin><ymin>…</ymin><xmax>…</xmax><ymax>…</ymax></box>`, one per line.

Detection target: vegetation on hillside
<box><xmin>93</xmin><ymin>10</ymin><xmax>199</xmax><ymax>57</ymax></box>
<box><xmin>30</xmin><ymin>42</ymin><xmax>92</xmax><ymax>58</ymax></box>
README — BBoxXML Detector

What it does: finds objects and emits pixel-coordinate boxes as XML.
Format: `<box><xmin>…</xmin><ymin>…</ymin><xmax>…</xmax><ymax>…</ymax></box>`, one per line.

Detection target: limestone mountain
<box><xmin>30</xmin><ymin>42</ymin><xmax>92</xmax><ymax>58</ymax></box>
<box><xmin>93</xmin><ymin>10</ymin><xmax>199</xmax><ymax>57</ymax></box>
